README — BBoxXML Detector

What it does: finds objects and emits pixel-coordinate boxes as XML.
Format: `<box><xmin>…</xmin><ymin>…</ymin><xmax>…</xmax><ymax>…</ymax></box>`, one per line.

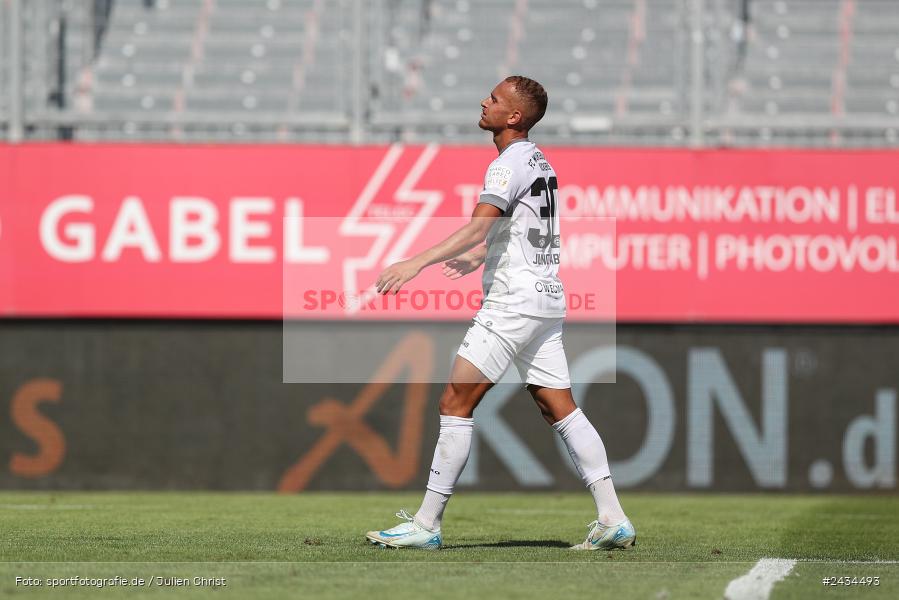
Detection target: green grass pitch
<box><xmin>2</xmin><ymin>492</ymin><xmax>897</xmax><ymax>599</ymax></box>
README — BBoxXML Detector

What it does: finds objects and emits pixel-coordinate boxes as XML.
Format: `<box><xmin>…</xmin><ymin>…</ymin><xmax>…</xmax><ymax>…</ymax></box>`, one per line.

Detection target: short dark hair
<box><xmin>505</xmin><ymin>75</ymin><xmax>548</xmax><ymax>129</ymax></box>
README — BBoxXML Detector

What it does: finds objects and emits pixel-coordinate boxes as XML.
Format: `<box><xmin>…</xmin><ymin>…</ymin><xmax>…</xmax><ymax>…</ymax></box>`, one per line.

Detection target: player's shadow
<box><xmin>444</xmin><ymin>540</ymin><xmax>570</xmax><ymax>549</ymax></box>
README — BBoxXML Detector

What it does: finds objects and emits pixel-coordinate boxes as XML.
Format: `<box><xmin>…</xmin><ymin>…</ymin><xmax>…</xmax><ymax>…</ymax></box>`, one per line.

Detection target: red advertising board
<box><xmin>0</xmin><ymin>143</ymin><xmax>897</xmax><ymax>321</ymax></box>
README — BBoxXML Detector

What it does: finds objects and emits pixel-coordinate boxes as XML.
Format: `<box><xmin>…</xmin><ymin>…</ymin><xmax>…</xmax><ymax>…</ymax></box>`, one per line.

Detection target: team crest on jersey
<box><xmin>485</xmin><ymin>165</ymin><xmax>513</xmax><ymax>192</ymax></box>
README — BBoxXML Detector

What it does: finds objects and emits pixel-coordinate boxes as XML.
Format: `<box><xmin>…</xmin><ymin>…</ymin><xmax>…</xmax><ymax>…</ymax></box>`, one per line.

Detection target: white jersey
<box><xmin>477</xmin><ymin>139</ymin><xmax>566</xmax><ymax>318</ymax></box>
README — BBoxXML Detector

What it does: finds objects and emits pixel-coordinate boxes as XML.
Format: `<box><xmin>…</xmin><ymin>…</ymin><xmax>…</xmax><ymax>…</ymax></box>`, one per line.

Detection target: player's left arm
<box><xmin>375</xmin><ymin>203</ymin><xmax>502</xmax><ymax>295</ymax></box>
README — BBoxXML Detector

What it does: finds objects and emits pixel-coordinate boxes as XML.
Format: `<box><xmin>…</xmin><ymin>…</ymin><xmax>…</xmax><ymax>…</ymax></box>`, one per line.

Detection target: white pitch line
<box><xmin>798</xmin><ymin>559</ymin><xmax>899</xmax><ymax>564</ymax></box>
<box><xmin>0</xmin><ymin>504</ymin><xmax>96</xmax><ymax>510</ymax></box>
<box><xmin>724</xmin><ymin>558</ymin><xmax>797</xmax><ymax>600</ymax></box>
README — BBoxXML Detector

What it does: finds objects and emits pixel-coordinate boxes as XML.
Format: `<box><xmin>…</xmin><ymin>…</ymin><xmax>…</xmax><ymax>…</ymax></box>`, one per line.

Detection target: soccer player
<box><xmin>366</xmin><ymin>76</ymin><xmax>635</xmax><ymax>551</ymax></box>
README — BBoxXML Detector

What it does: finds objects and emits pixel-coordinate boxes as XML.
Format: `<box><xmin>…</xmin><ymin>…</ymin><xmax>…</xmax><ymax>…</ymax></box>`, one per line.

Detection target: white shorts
<box><xmin>456</xmin><ymin>307</ymin><xmax>571</xmax><ymax>388</ymax></box>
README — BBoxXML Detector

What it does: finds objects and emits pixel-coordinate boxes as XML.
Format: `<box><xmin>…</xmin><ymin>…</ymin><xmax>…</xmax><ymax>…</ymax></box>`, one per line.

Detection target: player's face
<box><xmin>479</xmin><ymin>82</ymin><xmax>519</xmax><ymax>131</ymax></box>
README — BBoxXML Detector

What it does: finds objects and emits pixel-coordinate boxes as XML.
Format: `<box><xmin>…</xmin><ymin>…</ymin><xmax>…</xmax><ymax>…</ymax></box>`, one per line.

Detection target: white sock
<box><xmin>414</xmin><ymin>415</ymin><xmax>473</xmax><ymax>530</ymax></box>
<box><xmin>415</xmin><ymin>489</ymin><xmax>449</xmax><ymax>531</ymax></box>
<box><xmin>588</xmin><ymin>476</ymin><xmax>627</xmax><ymax>526</ymax></box>
<box><xmin>553</xmin><ymin>408</ymin><xmax>627</xmax><ymax>525</ymax></box>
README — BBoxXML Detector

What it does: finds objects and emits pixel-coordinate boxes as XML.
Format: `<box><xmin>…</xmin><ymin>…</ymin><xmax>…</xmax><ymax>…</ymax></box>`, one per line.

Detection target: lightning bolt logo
<box><xmin>339</xmin><ymin>144</ymin><xmax>443</xmax><ymax>314</ymax></box>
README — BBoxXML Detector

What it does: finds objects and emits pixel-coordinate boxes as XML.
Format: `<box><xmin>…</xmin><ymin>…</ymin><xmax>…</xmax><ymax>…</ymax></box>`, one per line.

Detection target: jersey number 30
<box><xmin>527</xmin><ymin>176</ymin><xmax>559</xmax><ymax>250</ymax></box>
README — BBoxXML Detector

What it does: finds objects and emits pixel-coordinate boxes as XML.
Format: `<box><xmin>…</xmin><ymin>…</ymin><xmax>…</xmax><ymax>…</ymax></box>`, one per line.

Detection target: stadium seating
<box><xmin>0</xmin><ymin>2</ymin><xmax>6</xmax><ymax>130</ymax></box>
<box><xmin>723</xmin><ymin>0</ymin><xmax>899</xmax><ymax>145</ymax></box>
<box><xmin>734</xmin><ymin>0</ymin><xmax>898</xmax><ymax>116</ymax></box>
<box><xmin>370</xmin><ymin>0</ymin><xmax>685</xmax><ymax>142</ymax></box>
<box><xmin>80</xmin><ymin>0</ymin><xmax>339</xmax><ymax>140</ymax></box>
<box><xmin>2</xmin><ymin>0</ymin><xmax>898</xmax><ymax>145</ymax></box>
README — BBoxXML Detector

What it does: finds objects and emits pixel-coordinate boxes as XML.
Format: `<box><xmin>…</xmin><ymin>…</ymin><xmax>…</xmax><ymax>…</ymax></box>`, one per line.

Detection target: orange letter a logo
<box><xmin>278</xmin><ymin>331</ymin><xmax>434</xmax><ymax>493</ymax></box>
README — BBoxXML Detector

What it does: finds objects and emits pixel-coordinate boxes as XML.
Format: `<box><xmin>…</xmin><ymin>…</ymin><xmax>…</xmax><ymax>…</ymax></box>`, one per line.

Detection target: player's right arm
<box><xmin>375</xmin><ymin>155</ymin><xmax>517</xmax><ymax>293</ymax></box>
<box><xmin>375</xmin><ymin>204</ymin><xmax>500</xmax><ymax>295</ymax></box>
<box><xmin>404</xmin><ymin>203</ymin><xmax>501</xmax><ymax>270</ymax></box>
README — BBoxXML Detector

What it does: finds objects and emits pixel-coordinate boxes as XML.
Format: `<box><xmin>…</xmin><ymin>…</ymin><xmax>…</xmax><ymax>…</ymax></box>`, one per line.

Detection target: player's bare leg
<box><xmin>527</xmin><ymin>384</ymin><xmax>636</xmax><ymax>550</ymax></box>
<box><xmin>438</xmin><ymin>356</ymin><xmax>494</xmax><ymax>417</ymax></box>
<box><xmin>366</xmin><ymin>356</ymin><xmax>492</xmax><ymax>549</ymax></box>
<box><xmin>527</xmin><ymin>383</ymin><xmax>578</xmax><ymax>424</ymax></box>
